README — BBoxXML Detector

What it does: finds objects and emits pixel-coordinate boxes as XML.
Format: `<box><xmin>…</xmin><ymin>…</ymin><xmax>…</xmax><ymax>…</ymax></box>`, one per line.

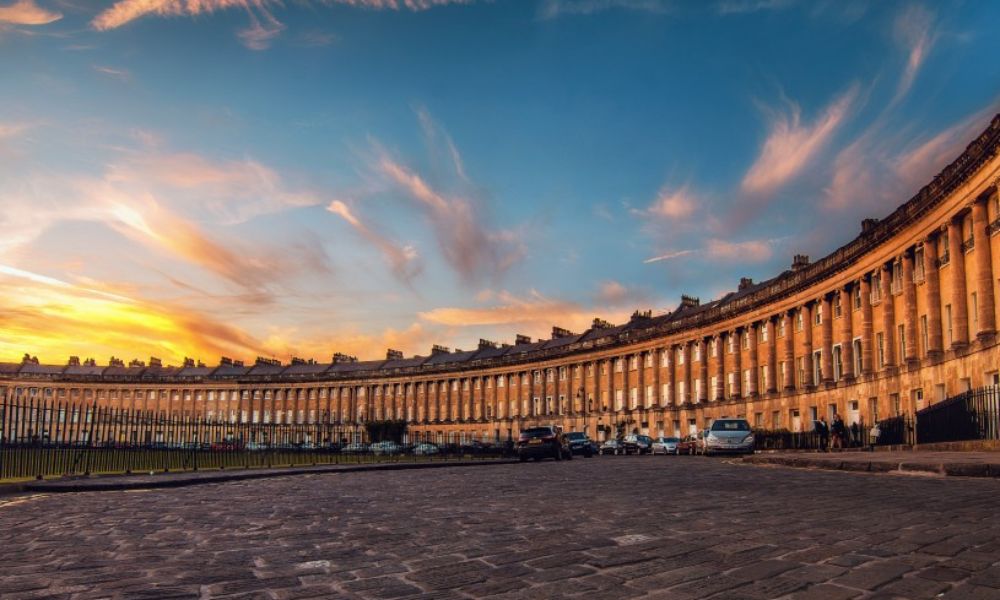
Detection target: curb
<box><xmin>741</xmin><ymin>455</ymin><xmax>1000</xmax><ymax>478</ymax></box>
<box><xmin>13</xmin><ymin>459</ymin><xmax>520</xmax><ymax>494</ymax></box>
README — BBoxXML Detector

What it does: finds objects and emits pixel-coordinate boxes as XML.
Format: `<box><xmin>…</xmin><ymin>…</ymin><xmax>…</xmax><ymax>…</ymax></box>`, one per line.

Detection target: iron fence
<box><xmin>916</xmin><ymin>385</ymin><xmax>1000</xmax><ymax>444</ymax></box>
<box><xmin>0</xmin><ymin>399</ymin><xmax>512</xmax><ymax>481</ymax></box>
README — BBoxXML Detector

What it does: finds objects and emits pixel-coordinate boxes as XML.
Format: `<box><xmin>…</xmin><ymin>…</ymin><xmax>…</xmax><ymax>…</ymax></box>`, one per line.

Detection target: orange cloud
<box><xmin>741</xmin><ymin>84</ymin><xmax>857</xmax><ymax>197</ymax></box>
<box><xmin>327</xmin><ymin>200</ymin><xmax>421</xmax><ymax>284</ymax></box>
<box><xmin>645</xmin><ymin>185</ymin><xmax>698</xmax><ymax>219</ymax></box>
<box><xmin>377</xmin><ymin>153</ymin><xmax>524</xmax><ymax>284</ymax></box>
<box><xmin>705</xmin><ymin>238</ymin><xmax>775</xmax><ymax>262</ymax></box>
<box><xmin>0</xmin><ymin>0</ymin><xmax>61</xmax><ymax>25</ymax></box>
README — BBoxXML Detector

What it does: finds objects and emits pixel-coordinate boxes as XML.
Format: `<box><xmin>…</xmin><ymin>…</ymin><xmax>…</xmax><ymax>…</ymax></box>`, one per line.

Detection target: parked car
<box><xmin>676</xmin><ymin>434</ymin><xmax>700</xmax><ymax>455</ymax></box>
<box><xmin>370</xmin><ymin>440</ymin><xmax>401</xmax><ymax>455</ymax></box>
<box><xmin>565</xmin><ymin>431</ymin><xmax>596</xmax><ymax>457</ymax></box>
<box><xmin>623</xmin><ymin>434</ymin><xmax>653</xmax><ymax>455</ymax></box>
<box><xmin>599</xmin><ymin>438</ymin><xmax>623</xmax><ymax>455</ymax></box>
<box><xmin>341</xmin><ymin>442</ymin><xmax>369</xmax><ymax>454</ymax></box>
<box><xmin>703</xmin><ymin>419</ymin><xmax>755</xmax><ymax>456</ymax></box>
<box><xmin>412</xmin><ymin>442</ymin><xmax>440</xmax><ymax>455</ymax></box>
<box><xmin>516</xmin><ymin>425</ymin><xmax>572</xmax><ymax>462</ymax></box>
<box><xmin>651</xmin><ymin>436</ymin><xmax>680</xmax><ymax>455</ymax></box>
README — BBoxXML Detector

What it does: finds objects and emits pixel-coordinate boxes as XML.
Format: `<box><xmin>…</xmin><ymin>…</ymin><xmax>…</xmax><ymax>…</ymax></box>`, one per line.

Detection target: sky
<box><xmin>1</xmin><ymin>0</ymin><xmax>999</xmax><ymax>366</ymax></box>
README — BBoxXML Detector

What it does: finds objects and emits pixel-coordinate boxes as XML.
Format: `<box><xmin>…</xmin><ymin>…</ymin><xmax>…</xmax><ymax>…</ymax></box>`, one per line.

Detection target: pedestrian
<box><xmin>850</xmin><ymin>422</ymin><xmax>860</xmax><ymax>447</ymax></box>
<box><xmin>816</xmin><ymin>417</ymin><xmax>829</xmax><ymax>452</ymax></box>
<box><xmin>869</xmin><ymin>423</ymin><xmax>880</xmax><ymax>452</ymax></box>
<box><xmin>831</xmin><ymin>414</ymin><xmax>846</xmax><ymax>450</ymax></box>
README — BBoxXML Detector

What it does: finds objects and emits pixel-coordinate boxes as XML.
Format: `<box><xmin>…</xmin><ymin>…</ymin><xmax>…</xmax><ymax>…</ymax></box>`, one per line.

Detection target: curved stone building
<box><xmin>4</xmin><ymin>115</ymin><xmax>1000</xmax><ymax>444</ymax></box>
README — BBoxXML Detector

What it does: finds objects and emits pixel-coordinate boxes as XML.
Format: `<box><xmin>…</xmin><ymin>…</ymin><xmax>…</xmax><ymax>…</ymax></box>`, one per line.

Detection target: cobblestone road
<box><xmin>3</xmin><ymin>457</ymin><xmax>1000</xmax><ymax>600</ymax></box>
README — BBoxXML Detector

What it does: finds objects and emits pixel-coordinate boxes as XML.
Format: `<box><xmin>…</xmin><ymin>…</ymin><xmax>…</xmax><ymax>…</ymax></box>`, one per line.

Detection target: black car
<box><xmin>516</xmin><ymin>426</ymin><xmax>572</xmax><ymax>462</ymax></box>
<box><xmin>622</xmin><ymin>434</ymin><xmax>653</xmax><ymax>455</ymax></box>
<box><xmin>565</xmin><ymin>431</ymin><xmax>595</xmax><ymax>457</ymax></box>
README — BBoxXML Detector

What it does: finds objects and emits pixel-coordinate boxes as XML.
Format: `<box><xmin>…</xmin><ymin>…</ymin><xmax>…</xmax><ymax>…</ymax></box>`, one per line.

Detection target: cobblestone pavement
<box><xmin>3</xmin><ymin>457</ymin><xmax>1000</xmax><ymax>600</ymax></box>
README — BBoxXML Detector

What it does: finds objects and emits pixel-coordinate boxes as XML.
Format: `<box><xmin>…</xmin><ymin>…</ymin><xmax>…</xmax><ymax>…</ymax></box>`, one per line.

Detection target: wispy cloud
<box><xmin>892</xmin><ymin>4</ymin><xmax>935</xmax><ymax>105</ymax></box>
<box><xmin>0</xmin><ymin>0</ymin><xmax>61</xmax><ymax>25</ymax></box>
<box><xmin>537</xmin><ymin>0</ymin><xmax>670</xmax><ymax>19</ymax></box>
<box><xmin>374</xmin><ymin>131</ymin><xmax>524</xmax><ymax>285</ymax></box>
<box><xmin>643</xmin><ymin>249</ymin><xmax>695</xmax><ymax>264</ymax></box>
<box><xmin>642</xmin><ymin>184</ymin><xmax>699</xmax><ymax>219</ymax></box>
<box><xmin>92</xmin><ymin>65</ymin><xmax>131</xmax><ymax>81</ymax></box>
<box><xmin>91</xmin><ymin>0</ymin><xmax>473</xmax><ymax>48</ymax></box>
<box><xmin>716</xmin><ymin>0</ymin><xmax>793</xmax><ymax>16</ymax></box>
<box><xmin>705</xmin><ymin>237</ymin><xmax>776</xmax><ymax>262</ymax></box>
<box><xmin>327</xmin><ymin>199</ymin><xmax>421</xmax><ymax>284</ymax></box>
<box><xmin>740</xmin><ymin>84</ymin><xmax>857</xmax><ymax>198</ymax></box>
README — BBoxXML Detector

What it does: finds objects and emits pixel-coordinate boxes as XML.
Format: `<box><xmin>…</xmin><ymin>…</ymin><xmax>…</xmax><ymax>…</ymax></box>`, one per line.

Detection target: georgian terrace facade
<box><xmin>4</xmin><ymin>115</ymin><xmax>1000</xmax><ymax>444</ymax></box>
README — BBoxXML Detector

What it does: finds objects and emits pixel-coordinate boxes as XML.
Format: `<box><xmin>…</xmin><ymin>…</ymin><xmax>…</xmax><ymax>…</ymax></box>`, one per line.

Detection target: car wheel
<box><xmin>553</xmin><ymin>447</ymin><xmax>562</xmax><ymax>461</ymax></box>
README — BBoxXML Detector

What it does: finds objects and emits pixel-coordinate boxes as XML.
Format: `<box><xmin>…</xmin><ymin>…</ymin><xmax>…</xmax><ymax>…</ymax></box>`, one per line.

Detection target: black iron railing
<box><xmin>916</xmin><ymin>386</ymin><xmax>1000</xmax><ymax>444</ymax></box>
<box><xmin>0</xmin><ymin>400</ymin><xmax>512</xmax><ymax>481</ymax></box>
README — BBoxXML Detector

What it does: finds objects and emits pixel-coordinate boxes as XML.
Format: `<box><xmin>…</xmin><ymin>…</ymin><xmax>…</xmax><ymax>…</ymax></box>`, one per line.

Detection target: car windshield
<box><xmin>711</xmin><ymin>419</ymin><xmax>751</xmax><ymax>432</ymax></box>
<box><xmin>665</xmin><ymin>437</ymin><xmax>680</xmax><ymax>442</ymax></box>
<box><xmin>566</xmin><ymin>432</ymin><xmax>587</xmax><ymax>440</ymax></box>
<box><xmin>522</xmin><ymin>427</ymin><xmax>554</xmax><ymax>437</ymax></box>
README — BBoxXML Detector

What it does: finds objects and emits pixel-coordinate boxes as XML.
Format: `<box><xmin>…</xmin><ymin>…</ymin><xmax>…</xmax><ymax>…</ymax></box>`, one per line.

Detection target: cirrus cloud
<box><xmin>0</xmin><ymin>0</ymin><xmax>61</xmax><ymax>25</ymax></box>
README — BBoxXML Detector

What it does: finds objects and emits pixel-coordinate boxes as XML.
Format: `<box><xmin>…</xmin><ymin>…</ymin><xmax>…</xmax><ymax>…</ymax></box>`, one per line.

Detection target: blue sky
<box><xmin>1</xmin><ymin>0</ymin><xmax>998</xmax><ymax>364</ymax></box>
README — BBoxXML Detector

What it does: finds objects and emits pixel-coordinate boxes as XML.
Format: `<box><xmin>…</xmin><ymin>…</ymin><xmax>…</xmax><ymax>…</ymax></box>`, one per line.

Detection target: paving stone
<box><xmin>0</xmin><ymin>459</ymin><xmax>998</xmax><ymax>600</ymax></box>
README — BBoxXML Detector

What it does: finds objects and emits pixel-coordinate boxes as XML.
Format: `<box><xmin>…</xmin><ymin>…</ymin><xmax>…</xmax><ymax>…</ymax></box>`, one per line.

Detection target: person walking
<box><xmin>831</xmin><ymin>414</ymin><xmax>846</xmax><ymax>450</ymax></box>
<box><xmin>816</xmin><ymin>417</ymin><xmax>829</xmax><ymax>452</ymax></box>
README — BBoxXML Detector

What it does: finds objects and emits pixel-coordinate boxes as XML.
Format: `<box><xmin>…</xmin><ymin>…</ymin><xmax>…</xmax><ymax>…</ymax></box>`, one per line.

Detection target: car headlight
<box><xmin>743</xmin><ymin>434</ymin><xmax>754</xmax><ymax>444</ymax></box>
<box><xmin>707</xmin><ymin>434</ymin><xmax>719</xmax><ymax>443</ymax></box>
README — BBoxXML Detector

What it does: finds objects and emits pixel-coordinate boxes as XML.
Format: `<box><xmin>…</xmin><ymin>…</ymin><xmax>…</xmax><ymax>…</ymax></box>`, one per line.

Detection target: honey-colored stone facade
<box><xmin>4</xmin><ymin>116</ymin><xmax>1000</xmax><ymax>444</ymax></box>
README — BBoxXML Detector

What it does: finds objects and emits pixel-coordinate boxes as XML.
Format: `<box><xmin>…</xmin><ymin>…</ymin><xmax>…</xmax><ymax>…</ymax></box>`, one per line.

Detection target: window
<box><xmin>630</xmin><ymin>356</ymin><xmax>638</xmax><ymax>371</ymax></box>
<box><xmin>728</xmin><ymin>335</ymin><xmax>735</xmax><ymax>353</ymax></box>
<box><xmin>601</xmin><ymin>362</ymin><xmax>608</xmax><ymax>376</ymax></box>
<box><xmin>853</xmin><ymin>285</ymin><xmax>862</xmax><ymax>310</ymax></box>
<box><xmin>853</xmin><ymin>338</ymin><xmax>863</xmax><ymax>374</ymax></box>
<box><xmin>898</xmin><ymin>324</ymin><xmax>906</xmax><ymax>359</ymax></box>
<box><xmin>644</xmin><ymin>353</ymin><xmax>653</xmax><ymax>368</ymax></box>
<box><xmin>587</xmin><ymin>363</ymin><xmax>594</xmax><ymax>376</ymax></box>
<box><xmin>498</xmin><ymin>376</ymin><xmax>505</xmax><ymax>388</ymax></box>
<box><xmin>741</xmin><ymin>333</ymin><xmax>749</xmax><ymax>350</ymax></box>
<box><xmin>814</xmin><ymin>304</ymin><xmax>822</xmax><ymax>325</ymax></box>
<box><xmin>871</xmin><ymin>272</ymin><xmax>882</xmax><ymax>302</ymax></box>
<box><xmin>778</xmin><ymin>319</ymin><xmax>786</xmax><ymax>337</ymax></box>
<box><xmin>914</xmin><ymin>247</ymin><xmax>925</xmax><ymax>280</ymax></box>
<box><xmin>834</xmin><ymin>295</ymin><xmax>842</xmax><ymax>318</ymax></box>
<box><xmin>710</xmin><ymin>339</ymin><xmax>717</xmax><ymax>355</ymax></box>
<box><xmin>677</xmin><ymin>348</ymin><xmax>685</xmax><ymax>365</ymax></box>
<box><xmin>662</xmin><ymin>383</ymin><xmax>671</xmax><ymax>405</ymax></box>
<box><xmin>559</xmin><ymin>367</ymin><xmax>567</xmax><ymax>381</ymax></box>
<box><xmin>693</xmin><ymin>344</ymin><xmax>701</xmax><ymax>361</ymax></box>
<box><xmin>615</xmin><ymin>389</ymin><xmax>623</xmax><ymax>411</ymax></box>
<box><xmin>743</xmin><ymin>368</ymin><xmax>751</xmax><ymax>393</ymax></box>
<box><xmin>645</xmin><ymin>385</ymin><xmax>653</xmax><ymax>407</ymax></box>
<box><xmin>761</xmin><ymin>323</ymin><xmax>769</xmax><ymax>342</ymax></box>
<box><xmin>797</xmin><ymin>357</ymin><xmax>805</xmax><ymax>387</ymax></box>
<box><xmin>812</xmin><ymin>350</ymin><xmax>821</xmax><ymax>384</ymax></box>
<box><xmin>694</xmin><ymin>379</ymin><xmax>702</xmax><ymax>402</ymax></box>
<box><xmin>660</xmin><ymin>351</ymin><xmax>668</xmax><ymax>367</ymax></box>
<box><xmin>920</xmin><ymin>315</ymin><xmax>928</xmax><ymax>356</ymax></box>
<box><xmin>759</xmin><ymin>364</ymin><xmax>767</xmax><ymax>391</ymax></box>
<box><xmin>877</xmin><ymin>332</ymin><xmax>885</xmax><ymax>368</ymax></box>
<box><xmin>710</xmin><ymin>376</ymin><xmax>717</xmax><ymax>398</ymax></box>
<box><xmin>796</xmin><ymin>311</ymin><xmax>803</xmax><ymax>331</ymax></box>
<box><xmin>727</xmin><ymin>372</ymin><xmax>735</xmax><ymax>396</ymax></box>
<box><xmin>678</xmin><ymin>381</ymin><xmax>686</xmax><ymax>402</ymax></box>
<box><xmin>972</xmin><ymin>292</ymin><xmax>979</xmax><ymax>327</ymax></box>
<box><xmin>546</xmin><ymin>369</ymin><xmax>554</xmax><ymax>382</ymax></box>
<box><xmin>940</xmin><ymin>230</ymin><xmax>950</xmax><ymax>264</ymax></box>
<box><xmin>891</xmin><ymin>261</ymin><xmax>902</xmax><ymax>294</ymax></box>
<box><xmin>615</xmin><ymin>359</ymin><xmax>623</xmax><ymax>373</ymax></box>
<box><xmin>629</xmin><ymin>387</ymin><xmax>637</xmax><ymax>409</ymax></box>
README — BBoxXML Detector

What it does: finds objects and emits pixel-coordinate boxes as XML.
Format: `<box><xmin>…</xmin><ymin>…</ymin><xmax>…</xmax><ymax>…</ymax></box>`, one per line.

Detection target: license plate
<box><xmin>529</xmin><ymin>439</ymin><xmax>541</xmax><ymax>445</ymax></box>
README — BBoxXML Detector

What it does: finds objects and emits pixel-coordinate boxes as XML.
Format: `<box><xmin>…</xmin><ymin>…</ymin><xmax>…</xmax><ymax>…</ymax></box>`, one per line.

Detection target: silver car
<box><xmin>703</xmin><ymin>419</ymin><xmax>755</xmax><ymax>456</ymax></box>
<box><xmin>651</xmin><ymin>436</ymin><xmax>680</xmax><ymax>455</ymax></box>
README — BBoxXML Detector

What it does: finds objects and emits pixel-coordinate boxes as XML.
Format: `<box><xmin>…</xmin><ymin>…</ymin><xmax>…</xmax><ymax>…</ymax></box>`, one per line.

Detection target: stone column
<box><xmin>840</xmin><ymin>285</ymin><xmax>855</xmax><ymax>380</ymax></box>
<box><xmin>732</xmin><ymin>329</ymin><xmax>742</xmax><ymax>399</ymax></box>
<box><xmin>747</xmin><ymin>323</ymin><xmax>759</xmax><ymax>397</ymax></box>
<box><xmin>766</xmin><ymin>316</ymin><xmax>778</xmax><ymax>394</ymax></box>
<box><xmin>698</xmin><ymin>338</ymin><xmax>709</xmax><ymax>402</ymax></box>
<box><xmin>783</xmin><ymin>312</ymin><xmax>795</xmax><ymax>390</ymax></box>
<box><xmin>882</xmin><ymin>262</ymin><xmax>897</xmax><ymax>368</ymax></box>
<box><xmin>821</xmin><ymin>295</ymin><xmax>834</xmax><ymax>383</ymax></box>
<box><xmin>801</xmin><ymin>304</ymin><xmax>814</xmax><ymax>387</ymax></box>
<box><xmin>948</xmin><ymin>215</ymin><xmax>970</xmax><ymax>347</ymax></box>
<box><xmin>637</xmin><ymin>352</ymin><xmax>645</xmax><ymax>409</ymax></box>
<box><xmin>715</xmin><ymin>334</ymin><xmax>726</xmax><ymax>401</ymax></box>
<box><xmin>667</xmin><ymin>347</ymin><xmax>676</xmax><ymax>406</ymax></box>
<box><xmin>972</xmin><ymin>195</ymin><xmax>997</xmax><ymax>338</ymax></box>
<box><xmin>924</xmin><ymin>233</ymin><xmax>944</xmax><ymax>357</ymax></box>
<box><xmin>653</xmin><ymin>350</ymin><xmax>661</xmax><ymax>407</ymax></box>
<box><xmin>682</xmin><ymin>342</ymin><xmax>693</xmax><ymax>405</ymax></box>
<box><xmin>861</xmin><ymin>275</ymin><xmax>874</xmax><ymax>375</ymax></box>
<box><xmin>902</xmin><ymin>248</ymin><xmax>919</xmax><ymax>363</ymax></box>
